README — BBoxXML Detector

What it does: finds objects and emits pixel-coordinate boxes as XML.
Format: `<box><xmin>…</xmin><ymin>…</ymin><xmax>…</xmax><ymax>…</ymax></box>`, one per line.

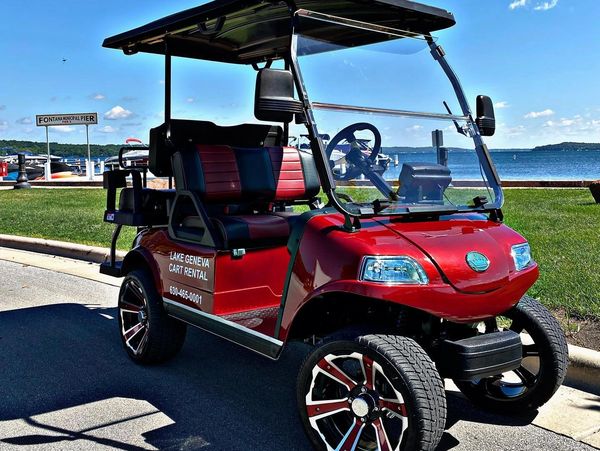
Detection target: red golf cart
<box><xmin>101</xmin><ymin>1</ymin><xmax>568</xmax><ymax>449</ymax></box>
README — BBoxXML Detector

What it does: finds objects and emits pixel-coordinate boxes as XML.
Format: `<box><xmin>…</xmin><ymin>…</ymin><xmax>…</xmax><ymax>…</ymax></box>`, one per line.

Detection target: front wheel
<box><xmin>297</xmin><ymin>334</ymin><xmax>446</xmax><ymax>451</ymax></box>
<box><xmin>118</xmin><ymin>269</ymin><xmax>187</xmax><ymax>364</ymax></box>
<box><xmin>455</xmin><ymin>296</ymin><xmax>568</xmax><ymax>413</ymax></box>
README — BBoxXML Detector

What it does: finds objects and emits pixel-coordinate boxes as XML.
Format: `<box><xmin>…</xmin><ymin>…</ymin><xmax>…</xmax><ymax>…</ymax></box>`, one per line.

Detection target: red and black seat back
<box><xmin>150</xmin><ymin>119</ymin><xmax>284</xmax><ymax>177</ymax></box>
<box><xmin>173</xmin><ymin>144</ymin><xmax>319</xmax><ymax>205</ymax></box>
<box><xmin>267</xmin><ymin>147</ymin><xmax>320</xmax><ymax>201</ymax></box>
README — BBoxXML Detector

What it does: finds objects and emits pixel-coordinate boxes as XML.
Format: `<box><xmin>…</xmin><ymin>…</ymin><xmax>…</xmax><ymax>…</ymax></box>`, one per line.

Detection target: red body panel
<box><xmin>137</xmin><ymin>229</ymin><xmax>289</xmax><ymax>336</ymax></box>
<box><xmin>377</xmin><ymin>217</ymin><xmax>514</xmax><ymax>293</ymax></box>
<box><xmin>133</xmin><ymin>211</ymin><xmax>538</xmax><ymax>344</ymax></box>
<box><xmin>276</xmin><ymin>213</ymin><xmax>538</xmax><ymax>340</ymax></box>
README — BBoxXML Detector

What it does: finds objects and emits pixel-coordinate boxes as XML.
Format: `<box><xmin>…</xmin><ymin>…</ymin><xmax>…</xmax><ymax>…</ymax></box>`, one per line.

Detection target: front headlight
<box><xmin>360</xmin><ymin>256</ymin><xmax>428</xmax><ymax>285</ymax></box>
<box><xmin>511</xmin><ymin>243</ymin><xmax>533</xmax><ymax>271</ymax></box>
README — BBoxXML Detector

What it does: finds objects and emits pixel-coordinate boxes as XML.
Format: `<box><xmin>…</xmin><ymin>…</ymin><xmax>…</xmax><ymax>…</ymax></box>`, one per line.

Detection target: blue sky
<box><xmin>0</xmin><ymin>0</ymin><xmax>599</xmax><ymax>149</ymax></box>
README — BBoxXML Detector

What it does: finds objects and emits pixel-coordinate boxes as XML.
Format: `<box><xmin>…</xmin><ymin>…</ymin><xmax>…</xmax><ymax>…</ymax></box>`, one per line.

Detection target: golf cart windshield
<box><xmin>294</xmin><ymin>11</ymin><xmax>501</xmax><ymax>217</ymax></box>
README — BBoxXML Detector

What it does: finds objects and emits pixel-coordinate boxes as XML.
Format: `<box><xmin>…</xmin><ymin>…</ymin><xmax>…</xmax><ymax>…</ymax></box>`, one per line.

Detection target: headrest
<box><xmin>149</xmin><ymin>120</ymin><xmax>283</xmax><ymax>177</ymax></box>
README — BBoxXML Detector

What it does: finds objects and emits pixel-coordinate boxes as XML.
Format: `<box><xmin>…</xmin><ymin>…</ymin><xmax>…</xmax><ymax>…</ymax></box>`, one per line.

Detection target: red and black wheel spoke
<box><xmin>124</xmin><ymin>322</ymin><xmax>145</xmax><ymax>343</ymax></box>
<box><xmin>362</xmin><ymin>355</ymin><xmax>375</xmax><ymax>390</ymax></box>
<box><xmin>380</xmin><ymin>398</ymin><xmax>407</xmax><ymax>417</ymax></box>
<box><xmin>119</xmin><ymin>278</ymin><xmax>149</xmax><ymax>355</ymax></box>
<box><xmin>124</xmin><ymin>280</ymin><xmax>145</xmax><ymax>305</ymax></box>
<box><xmin>120</xmin><ymin>298</ymin><xmax>142</xmax><ymax>314</ymax></box>
<box><xmin>317</xmin><ymin>359</ymin><xmax>358</xmax><ymax>390</ymax></box>
<box><xmin>372</xmin><ymin>418</ymin><xmax>392</xmax><ymax>451</ymax></box>
<box><xmin>335</xmin><ymin>418</ymin><xmax>364</xmax><ymax>451</ymax></box>
<box><xmin>306</xmin><ymin>399</ymin><xmax>350</xmax><ymax>419</ymax></box>
<box><xmin>136</xmin><ymin>325</ymin><xmax>150</xmax><ymax>354</ymax></box>
<box><xmin>307</xmin><ymin>351</ymin><xmax>410</xmax><ymax>451</ymax></box>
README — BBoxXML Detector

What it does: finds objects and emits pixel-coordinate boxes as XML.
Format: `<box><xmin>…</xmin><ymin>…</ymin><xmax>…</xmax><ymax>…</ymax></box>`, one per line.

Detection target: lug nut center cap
<box><xmin>351</xmin><ymin>397</ymin><xmax>370</xmax><ymax>418</ymax></box>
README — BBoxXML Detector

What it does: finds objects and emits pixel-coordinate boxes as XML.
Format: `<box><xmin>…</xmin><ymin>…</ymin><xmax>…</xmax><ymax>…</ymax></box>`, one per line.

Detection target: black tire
<box><xmin>118</xmin><ymin>269</ymin><xmax>187</xmax><ymax>364</ymax></box>
<box><xmin>297</xmin><ymin>334</ymin><xmax>446</xmax><ymax>451</ymax></box>
<box><xmin>455</xmin><ymin>296</ymin><xmax>568</xmax><ymax>413</ymax></box>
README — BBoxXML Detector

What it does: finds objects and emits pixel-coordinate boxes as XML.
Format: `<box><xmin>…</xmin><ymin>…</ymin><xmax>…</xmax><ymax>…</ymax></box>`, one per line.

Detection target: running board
<box><xmin>162</xmin><ymin>298</ymin><xmax>284</xmax><ymax>360</ymax></box>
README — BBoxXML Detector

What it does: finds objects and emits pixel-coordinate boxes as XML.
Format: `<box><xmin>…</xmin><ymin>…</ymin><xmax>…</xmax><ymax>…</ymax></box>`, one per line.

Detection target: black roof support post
<box><xmin>165</xmin><ymin>50</ymin><xmax>172</xmax><ymax>125</ymax></box>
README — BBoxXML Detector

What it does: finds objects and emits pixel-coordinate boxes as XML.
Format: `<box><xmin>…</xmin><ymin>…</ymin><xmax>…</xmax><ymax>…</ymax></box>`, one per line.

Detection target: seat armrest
<box><xmin>103</xmin><ymin>169</ymin><xmax>143</xmax><ymax>223</ymax></box>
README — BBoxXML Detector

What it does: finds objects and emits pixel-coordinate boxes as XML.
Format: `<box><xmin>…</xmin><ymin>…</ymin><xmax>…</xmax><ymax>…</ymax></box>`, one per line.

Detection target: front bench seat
<box><xmin>173</xmin><ymin>144</ymin><xmax>319</xmax><ymax>249</ymax></box>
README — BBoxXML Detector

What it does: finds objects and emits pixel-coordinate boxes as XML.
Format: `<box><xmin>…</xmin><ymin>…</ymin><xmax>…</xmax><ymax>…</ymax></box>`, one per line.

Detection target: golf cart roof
<box><xmin>103</xmin><ymin>0</ymin><xmax>455</xmax><ymax>64</ymax></box>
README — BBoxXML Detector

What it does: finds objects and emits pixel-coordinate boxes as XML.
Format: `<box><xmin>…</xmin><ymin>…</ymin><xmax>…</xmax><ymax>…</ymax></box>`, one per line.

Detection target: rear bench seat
<box><xmin>172</xmin><ymin>144</ymin><xmax>320</xmax><ymax>249</ymax></box>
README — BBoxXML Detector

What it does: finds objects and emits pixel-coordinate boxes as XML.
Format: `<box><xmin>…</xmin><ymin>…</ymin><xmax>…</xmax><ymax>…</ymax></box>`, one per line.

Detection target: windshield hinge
<box><xmin>489</xmin><ymin>209</ymin><xmax>504</xmax><ymax>223</ymax></box>
<box><xmin>343</xmin><ymin>215</ymin><xmax>361</xmax><ymax>232</ymax></box>
<box><xmin>431</xmin><ymin>45</ymin><xmax>446</xmax><ymax>60</ymax></box>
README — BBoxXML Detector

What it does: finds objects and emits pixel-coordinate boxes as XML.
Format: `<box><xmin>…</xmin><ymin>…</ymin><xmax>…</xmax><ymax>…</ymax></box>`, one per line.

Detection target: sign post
<box><xmin>86</xmin><ymin>124</ymin><xmax>92</xmax><ymax>180</ymax></box>
<box><xmin>45</xmin><ymin>126</ymin><xmax>50</xmax><ymax>181</ymax></box>
<box><xmin>36</xmin><ymin>113</ymin><xmax>98</xmax><ymax>181</ymax></box>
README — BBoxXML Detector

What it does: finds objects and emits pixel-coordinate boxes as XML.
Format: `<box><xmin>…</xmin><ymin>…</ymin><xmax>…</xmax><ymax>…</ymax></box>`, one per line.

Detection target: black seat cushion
<box><xmin>118</xmin><ymin>188</ymin><xmax>175</xmax><ymax>225</ymax></box>
<box><xmin>177</xmin><ymin>212</ymin><xmax>302</xmax><ymax>250</ymax></box>
<box><xmin>211</xmin><ymin>214</ymin><xmax>292</xmax><ymax>249</ymax></box>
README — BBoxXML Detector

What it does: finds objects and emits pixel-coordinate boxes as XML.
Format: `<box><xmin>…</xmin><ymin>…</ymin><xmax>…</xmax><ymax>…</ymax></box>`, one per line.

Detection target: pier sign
<box><xmin>36</xmin><ymin>112</ymin><xmax>98</xmax><ymax>181</ymax></box>
<box><xmin>36</xmin><ymin>113</ymin><xmax>98</xmax><ymax>127</ymax></box>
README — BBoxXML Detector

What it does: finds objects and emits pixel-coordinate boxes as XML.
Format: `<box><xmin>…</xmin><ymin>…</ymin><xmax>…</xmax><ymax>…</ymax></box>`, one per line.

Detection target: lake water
<box><xmin>382</xmin><ymin>149</ymin><xmax>600</xmax><ymax>181</ymax></box>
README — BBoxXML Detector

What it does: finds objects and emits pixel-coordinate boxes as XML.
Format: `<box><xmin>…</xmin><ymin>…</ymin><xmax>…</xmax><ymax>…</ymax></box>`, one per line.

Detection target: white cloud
<box><xmin>497</xmin><ymin>122</ymin><xmax>527</xmax><ymax>137</ymax></box>
<box><xmin>104</xmin><ymin>105</ymin><xmax>133</xmax><ymax>120</ymax></box>
<box><xmin>53</xmin><ymin>125</ymin><xmax>75</xmax><ymax>133</ymax></box>
<box><xmin>510</xmin><ymin>0</ymin><xmax>559</xmax><ymax>11</ymax></box>
<box><xmin>525</xmin><ymin>109</ymin><xmax>555</xmax><ymax>119</ymax></box>
<box><xmin>158</xmin><ymin>80</ymin><xmax>165</xmax><ymax>85</ymax></box>
<box><xmin>539</xmin><ymin>114</ymin><xmax>600</xmax><ymax>141</ymax></box>
<box><xmin>509</xmin><ymin>0</ymin><xmax>527</xmax><ymax>10</ymax></box>
<box><xmin>92</xmin><ymin>93</ymin><xmax>105</xmax><ymax>100</ymax></box>
<box><xmin>98</xmin><ymin>125</ymin><xmax>118</xmax><ymax>133</ymax></box>
<box><xmin>186</xmin><ymin>97</ymin><xmax>195</xmax><ymax>103</ymax></box>
<box><xmin>545</xmin><ymin>117</ymin><xmax>583</xmax><ymax>128</ymax></box>
<box><xmin>534</xmin><ymin>0</ymin><xmax>558</xmax><ymax>10</ymax></box>
<box><xmin>0</xmin><ymin>120</ymin><xmax>8</xmax><ymax>131</ymax></box>
<box><xmin>494</xmin><ymin>101</ymin><xmax>510</xmax><ymax>109</ymax></box>
<box><xmin>16</xmin><ymin>117</ymin><xmax>32</xmax><ymax>124</ymax></box>
<box><xmin>407</xmin><ymin>125</ymin><xmax>423</xmax><ymax>132</ymax></box>
<box><xmin>0</xmin><ymin>105</ymin><xmax>6</xmax><ymax>111</ymax></box>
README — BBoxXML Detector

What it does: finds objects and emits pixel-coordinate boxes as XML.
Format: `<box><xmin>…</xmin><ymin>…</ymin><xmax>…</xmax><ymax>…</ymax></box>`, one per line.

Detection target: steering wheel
<box><xmin>325</xmin><ymin>123</ymin><xmax>382</xmax><ymax>181</ymax></box>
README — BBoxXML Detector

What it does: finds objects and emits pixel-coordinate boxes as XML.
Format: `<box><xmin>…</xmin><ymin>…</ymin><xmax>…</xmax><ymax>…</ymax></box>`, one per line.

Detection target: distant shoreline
<box><xmin>1</xmin><ymin>139</ymin><xmax>599</xmax><ymax>159</ymax></box>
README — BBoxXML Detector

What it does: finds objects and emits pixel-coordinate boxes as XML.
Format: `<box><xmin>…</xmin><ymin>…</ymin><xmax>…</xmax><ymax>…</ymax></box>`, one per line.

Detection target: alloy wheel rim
<box><xmin>119</xmin><ymin>279</ymin><xmax>150</xmax><ymax>356</ymax></box>
<box><xmin>305</xmin><ymin>351</ymin><xmax>408</xmax><ymax>451</ymax></box>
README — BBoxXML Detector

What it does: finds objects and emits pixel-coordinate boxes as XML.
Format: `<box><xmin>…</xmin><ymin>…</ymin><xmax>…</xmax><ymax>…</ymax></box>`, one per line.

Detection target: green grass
<box><xmin>0</xmin><ymin>187</ymin><xmax>598</xmax><ymax>318</ymax></box>
<box><xmin>502</xmin><ymin>189</ymin><xmax>600</xmax><ymax>319</ymax></box>
<box><xmin>0</xmin><ymin>189</ymin><xmax>136</xmax><ymax>249</ymax></box>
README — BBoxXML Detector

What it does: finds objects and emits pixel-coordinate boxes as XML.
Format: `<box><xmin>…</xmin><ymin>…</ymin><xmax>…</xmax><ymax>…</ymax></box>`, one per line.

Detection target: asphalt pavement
<box><xmin>0</xmin><ymin>257</ymin><xmax>597</xmax><ymax>451</ymax></box>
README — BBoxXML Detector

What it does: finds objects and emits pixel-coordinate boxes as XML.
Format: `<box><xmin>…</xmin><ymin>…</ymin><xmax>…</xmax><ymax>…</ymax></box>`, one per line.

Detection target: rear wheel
<box><xmin>118</xmin><ymin>269</ymin><xmax>187</xmax><ymax>364</ymax></box>
<box><xmin>297</xmin><ymin>334</ymin><xmax>446</xmax><ymax>451</ymax></box>
<box><xmin>454</xmin><ymin>296</ymin><xmax>568</xmax><ymax>413</ymax></box>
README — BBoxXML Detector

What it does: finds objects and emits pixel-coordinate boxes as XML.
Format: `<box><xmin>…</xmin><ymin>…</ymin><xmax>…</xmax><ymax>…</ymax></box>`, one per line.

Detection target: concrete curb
<box><xmin>566</xmin><ymin>345</ymin><xmax>600</xmax><ymax>396</ymax></box>
<box><xmin>0</xmin><ymin>234</ymin><xmax>599</xmax><ymax>394</ymax></box>
<box><xmin>0</xmin><ymin>234</ymin><xmax>126</xmax><ymax>264</ymax></box>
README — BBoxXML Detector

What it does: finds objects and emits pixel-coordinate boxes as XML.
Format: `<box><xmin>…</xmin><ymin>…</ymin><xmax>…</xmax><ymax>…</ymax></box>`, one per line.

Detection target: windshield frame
<box><xmin>287</xmin><ymin>9</ymin><xmax>504</xmax><ymax>225</ymax></box>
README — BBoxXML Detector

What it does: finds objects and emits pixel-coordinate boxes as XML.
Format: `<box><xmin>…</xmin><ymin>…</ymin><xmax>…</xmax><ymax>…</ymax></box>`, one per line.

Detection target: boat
<box><xmin>104</xmin><ymin>138</ymin><xmax>149</xmax><ymax>171</ymax></box>
<box><xmin>0</xmin><ymin>154</ymin><xmax>75</xmax><ymax>180</ymax></box>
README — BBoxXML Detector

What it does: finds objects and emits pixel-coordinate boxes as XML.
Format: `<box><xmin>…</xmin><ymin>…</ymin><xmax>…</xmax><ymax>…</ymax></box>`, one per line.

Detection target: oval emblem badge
<box><xmin>466</xmin><ymin>252</ymin><xmax>490</xmax><ymax>273</ymax></box>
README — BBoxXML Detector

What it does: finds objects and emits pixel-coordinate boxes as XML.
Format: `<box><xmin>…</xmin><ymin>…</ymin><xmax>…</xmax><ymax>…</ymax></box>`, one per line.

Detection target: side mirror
<box><xmin>255</xmin><ymin>69</ymin><xmax>303</xmax><ymax>123</ymax></box>
<box><xmin>476</xmin><ymin>95</ymin><xmax>496</xmax><ymax>136</ymax></box>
